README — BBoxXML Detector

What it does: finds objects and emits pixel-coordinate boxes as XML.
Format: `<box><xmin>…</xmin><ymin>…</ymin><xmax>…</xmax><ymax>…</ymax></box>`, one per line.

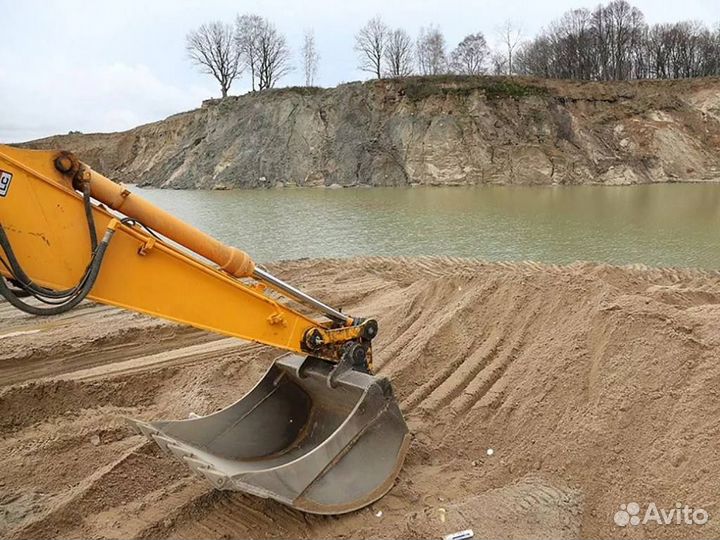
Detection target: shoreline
<box><xmin>132</xmin><ymin>176</ymin><xmax>720</xmax><ymax>191</ymax></box>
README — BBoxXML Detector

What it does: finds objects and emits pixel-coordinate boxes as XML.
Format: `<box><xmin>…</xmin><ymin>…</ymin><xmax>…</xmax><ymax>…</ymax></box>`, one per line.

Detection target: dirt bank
<box><xmin>24</xmin><ymin>76</ymin><xmax>720</xmax><ymax>188</ymax></box>
<box><xmin>2</xmin><ymin>257</ymin><xmax>720</xmax><ymax>539</ymax></box>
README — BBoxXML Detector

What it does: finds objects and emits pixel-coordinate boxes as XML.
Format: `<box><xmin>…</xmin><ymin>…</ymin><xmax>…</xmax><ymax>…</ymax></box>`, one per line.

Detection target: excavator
<box><xmin>0</xmin><ymin>145</ymin><xmax>410</xmax><ymax>515</ymax></box>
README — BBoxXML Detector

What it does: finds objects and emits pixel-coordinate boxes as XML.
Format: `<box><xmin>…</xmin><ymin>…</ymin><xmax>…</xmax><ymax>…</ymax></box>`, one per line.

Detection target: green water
<box><xmin>132</xmin><ymin>184</ymin><xmax>720</xmax><ymax>269</ymax></box>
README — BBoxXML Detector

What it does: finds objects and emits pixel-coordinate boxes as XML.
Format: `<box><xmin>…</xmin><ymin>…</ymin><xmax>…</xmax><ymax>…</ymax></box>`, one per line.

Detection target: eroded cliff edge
<box><xmin>25</xmin><ymin>76</ymin><xmax>720</xmax><ymax>188</ymax></box>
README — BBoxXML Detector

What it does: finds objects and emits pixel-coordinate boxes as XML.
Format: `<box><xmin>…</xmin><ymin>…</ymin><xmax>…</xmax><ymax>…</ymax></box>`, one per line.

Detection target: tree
<box><xmin>301</xmin><ymin>29</ymin><xmax>320</xmax><ymax>86</ymax></box>
<box><xmin>416</xmin><ymin>26</ymin><xmax>448</xmax><ymax>75</ymax></box>
<box><xmin>235</xmin><ymin>14</ymin><xmax>264</xmax><ymax>91</ymax></box>
<box><xmin>497</xmin><ymin>20</ymin><xmax>523</xmax><ymax>75</ymax></box>
<box><xmin>591</xmin><ymin>0</ymin><xmax>645</xmax><ymax>80</ymax></box>
<box><xmin>355</xmin><ymin>16</ymin><xmax>389</xmax><ymax>78</ymax></box>
<box><xmin>384</xmin><ymin>28</ymin><xmax>414</xmax><ymax>77</ymax></box>
<box><xmin>256</xmin><ymin>21</ymin><xmax>292</xmax><ymax>90</ymax></box>
<box><xmin>186</xmin><ymin>21</ymin><xmax>242</xmax><ymax>98</ymax></box>
<box><xmin>505</xmin><ymin>0</ymin><xmax>720</xmax><ymax>81</ymax></box>
<box><xmin>489</xmin><ymin>51</ymin><xmax>508</xmax><ymax>75</ymax></box>
<box><xmin>236</xmin><ymin>15</ymin><xmax>291</xmax><ymax>91</ymax></box>
<box><xmin>450</xmin><ymin>33</ymin><xmax>489</xmax><ymax>75</ymax></box>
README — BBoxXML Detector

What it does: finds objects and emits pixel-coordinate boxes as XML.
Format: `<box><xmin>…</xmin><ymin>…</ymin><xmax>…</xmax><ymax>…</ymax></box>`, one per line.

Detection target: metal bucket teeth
<box><xmin>127</xmin><ymin>354</ymin><xmax>410</xmax><ymax>514</ymax></box>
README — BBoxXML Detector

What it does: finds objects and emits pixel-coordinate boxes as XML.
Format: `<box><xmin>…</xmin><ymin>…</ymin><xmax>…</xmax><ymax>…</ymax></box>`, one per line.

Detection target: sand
<box><xmin>2</xmin><ymin>257</ymin><xmax>720</xmax><ymax>539</ymax></box>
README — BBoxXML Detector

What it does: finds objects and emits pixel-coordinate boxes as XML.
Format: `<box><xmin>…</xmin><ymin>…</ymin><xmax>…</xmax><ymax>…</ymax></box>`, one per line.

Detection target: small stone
<box><xmin>375</xmin><ymin>510</ymin><xmax>383</xmax><ymax>518</ymax></box>
<box><xmin>90</xmin><ymin>434</ymin><xmax>101</xmax><ymax>446</ymax></box>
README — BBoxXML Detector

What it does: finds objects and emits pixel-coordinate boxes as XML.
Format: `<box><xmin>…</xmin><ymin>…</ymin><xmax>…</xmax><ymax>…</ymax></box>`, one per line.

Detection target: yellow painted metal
<box><xmin>0</xmin><ymin>145</ymin><xmax>325</xmax><ymax>355</ymax></box>
<box><xmin>59</xmin><ymin>152</ymin><xmax>256</xmax><ymax>278</ymax></box>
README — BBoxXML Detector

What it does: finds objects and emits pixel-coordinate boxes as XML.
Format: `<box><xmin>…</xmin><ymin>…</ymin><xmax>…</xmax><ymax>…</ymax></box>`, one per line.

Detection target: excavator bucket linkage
<box><xmin>129</xmin><ymin>355</ymin><xmax>410</xmax><ymax>514</ymax></box>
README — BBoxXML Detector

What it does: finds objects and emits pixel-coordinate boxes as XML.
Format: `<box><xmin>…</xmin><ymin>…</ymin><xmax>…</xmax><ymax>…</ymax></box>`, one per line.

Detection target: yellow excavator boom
<box><xmin>0</xmin><ymin>145</ymin><xmax>409</xmax><ymax>514</ymax></box>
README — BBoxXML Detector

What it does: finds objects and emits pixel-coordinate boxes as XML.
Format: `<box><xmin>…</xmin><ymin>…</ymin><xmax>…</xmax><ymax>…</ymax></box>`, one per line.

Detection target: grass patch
<box><xmin>268</xmin><ymin>86</ymin><xmax>326</xmax><ymax>97</ymax></box>
<box><xmin>393</xmin><ymin>75</ymin><xmax>548</xmax><ymax>102</ymax></box>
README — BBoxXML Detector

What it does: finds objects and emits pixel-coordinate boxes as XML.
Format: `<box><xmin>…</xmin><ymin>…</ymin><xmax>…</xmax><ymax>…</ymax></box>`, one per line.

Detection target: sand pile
<box><xmin>1</xmin><ymin>257</ymin><xmax>719</xmax><ymax>539</ymax></box>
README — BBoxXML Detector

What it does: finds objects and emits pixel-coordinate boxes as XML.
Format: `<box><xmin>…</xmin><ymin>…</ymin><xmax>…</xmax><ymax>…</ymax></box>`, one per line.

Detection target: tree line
<box><xmin>186</xmin><ymin>2</ymin><xmax>719</xmax><ymax>98</ymax></box>
<box><xmin>353</xmin><ymin>17</ymin><xmax>522</xmax><ymax>78</ymax></box>
<box><xmin>515</xmin><ymin>1</ymin><xmax>720</xmax><ymax>80</ymax></box>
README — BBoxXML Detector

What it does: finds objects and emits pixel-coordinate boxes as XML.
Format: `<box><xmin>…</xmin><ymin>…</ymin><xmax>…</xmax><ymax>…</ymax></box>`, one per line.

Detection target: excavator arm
<box><xmin>0</xmin><ymin>145</ymin><xmax>375</xmax><ymax>368</ymax></box>
<box><xmin>0</xmin><ymin>145</ymin><xmax>409</xmax><ymax>514</ymax></box>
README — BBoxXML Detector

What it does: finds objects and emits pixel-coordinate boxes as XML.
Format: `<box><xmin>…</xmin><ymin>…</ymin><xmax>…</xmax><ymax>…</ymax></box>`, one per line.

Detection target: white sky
<box><xmin>1</xmin><ymin>0</ymin><xmax>718</xmax><ymax>142</ymax></box>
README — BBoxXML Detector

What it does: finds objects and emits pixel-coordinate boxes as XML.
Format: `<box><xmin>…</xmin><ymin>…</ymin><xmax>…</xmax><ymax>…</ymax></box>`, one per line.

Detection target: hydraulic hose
<box><xmin>0</xmin><ymin>172</ymin><xmax>114</xmax><ymax>316</ymax></box>
<box><xmin>0</xmin><ymin>185</ymin><xmax>98</xmax><ymax>300</ymax></box>
<box><xmin>81</xmin><ymin>181</ymin><xmax>99</xmax><ymax>252</ymax></box>
<box><xmin>0</xmin><ymin>225</ymin><xmax>81</xmax><ymax>300</ymax></box>
<box><xmin>0</xmin><ymin>226</ymin><xmax>116</xmax><ymax>315</ymax></box>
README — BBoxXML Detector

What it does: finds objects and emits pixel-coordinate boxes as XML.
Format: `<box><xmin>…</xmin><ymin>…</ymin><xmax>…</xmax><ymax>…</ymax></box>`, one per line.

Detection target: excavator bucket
<box><xmin>129</xmin><ymin>354</ymin><xmax>410</xmax><ymax>514</ymax></box>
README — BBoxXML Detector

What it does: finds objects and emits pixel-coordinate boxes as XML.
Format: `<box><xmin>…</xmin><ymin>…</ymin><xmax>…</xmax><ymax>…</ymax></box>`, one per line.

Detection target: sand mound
<box><xmin>2</xmin><ymin>258</ymin><xmax>720</xmax><ymax>539</ymax></box>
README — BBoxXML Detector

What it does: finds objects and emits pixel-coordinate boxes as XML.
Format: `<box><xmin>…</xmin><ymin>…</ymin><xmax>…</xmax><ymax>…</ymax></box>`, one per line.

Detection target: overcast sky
<box><xmin>1</xmin><ymin>0</ymin><xmax>718</xmax><ymax>142</ymax></box>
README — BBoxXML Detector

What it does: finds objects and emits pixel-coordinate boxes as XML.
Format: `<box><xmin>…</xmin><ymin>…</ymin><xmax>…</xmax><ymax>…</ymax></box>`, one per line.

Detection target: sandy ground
<box><xmin>2</xmin><ymin>257</ymin><xmax>720</xmax><ymax>539</ymax></box>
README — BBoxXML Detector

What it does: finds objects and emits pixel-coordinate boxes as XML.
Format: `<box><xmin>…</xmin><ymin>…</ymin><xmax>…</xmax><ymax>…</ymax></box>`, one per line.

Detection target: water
<box><xmin>132</xmin><ymin>184</ymin><xmax>720</xmax><ymax>269</ymax></box>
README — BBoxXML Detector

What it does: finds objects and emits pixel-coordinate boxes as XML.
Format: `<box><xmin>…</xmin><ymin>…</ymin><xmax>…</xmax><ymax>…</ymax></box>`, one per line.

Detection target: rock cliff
<box><xmin>25</xmin><ymin>76</ymin><xmax>720</xmax><ymax>188</ymax></box>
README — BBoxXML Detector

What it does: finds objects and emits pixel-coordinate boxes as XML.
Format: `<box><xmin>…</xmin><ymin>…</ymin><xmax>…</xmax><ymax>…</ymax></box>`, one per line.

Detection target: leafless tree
<box><xmin>186</xmin><ymin>21</ymin><xmax>242</xmax><ymax>98</ymax></box>
<box><xmin>642</xmin><ymin>20</ymin><xmax>719</xmax><ymax>79</ymax></box>
<box><xmin>354</xmin><ymin>16</ymin><xmax>389</xmax><ymax>78</ymax></box>
<box><xmin>235</xmin><ymin>14</ymin><xmax>263</xmax><ymax>91</ymax></box>
<box><xmin>256</xmin><ymin>21</ymin><xmax>292</xmax><ymax>90</ymax></box>
<box><xmin>489</xmin><ymin>51</ymin><xmax>508</xmax><ymax>75</ymax></box>
<box><xmin>497</xmin><ymin>20</ymin><xmax>523</xmax><ymax>75</ymax></box>
<box><xmin>514</xmin><ymin>40</ymin><xmax>547</xmax><ymax>76</ymax></box>
<box><xmin>416</xmin><ymin>26</ymin><xmax>448</xmax><ymax>75</ymax></box>
<box><xmin>235</xmin><ymin>14</ymin><xmax>291</xmax><ymax>91</ymax></box>
<box><xmin>514</xmin><ymin>0</ymin><xmax>720</xmax><ymax>80</ymax></box>
<box><xmin>384</xmin><ymin>29</ymin><xmax>414</xmax><ymax>77</ymax></box>
<box><xmin>450</xmin><ymin>33</ymin><xmax>489</xmax><ymax>75</ymax></box>
<box><xmin>302</xmin><ymin>29</ymin><xmax>319</xmax><ymax>86</ymax></box>
<box><xmin>548</xmin><ymin>9</ymin><xmax>596</xmax><ymax>79</ymax></box>
<box><xmin>591</xmin><ymin>0</ymin><xmax>645</xmax><ymax>80</ymax></box>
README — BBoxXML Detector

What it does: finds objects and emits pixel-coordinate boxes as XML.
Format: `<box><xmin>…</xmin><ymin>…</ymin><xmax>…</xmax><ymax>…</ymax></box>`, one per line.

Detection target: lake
<box><xmin>133</xmin><ymin>184</ymin><xmax>720</xmax><ymax>269</ymax></box>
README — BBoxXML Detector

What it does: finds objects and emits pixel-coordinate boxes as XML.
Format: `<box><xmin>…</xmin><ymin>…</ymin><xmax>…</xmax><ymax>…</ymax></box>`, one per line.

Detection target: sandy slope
<box><xmin>2</xmin><ymin>257</ymin><xmax>720</xmax><ymax>539</ymax></box>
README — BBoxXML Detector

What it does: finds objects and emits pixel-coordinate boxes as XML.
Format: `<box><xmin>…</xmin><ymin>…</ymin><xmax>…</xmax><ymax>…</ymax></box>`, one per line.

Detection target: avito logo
<box><xmin>614</xmin><ymin>502</ymin><xmax>709</xmax><ymax>527</ymax></box>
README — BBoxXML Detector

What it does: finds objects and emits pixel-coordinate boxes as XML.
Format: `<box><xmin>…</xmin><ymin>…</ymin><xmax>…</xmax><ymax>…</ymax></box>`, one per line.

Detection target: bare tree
<box><xmin>416</xmin><ymin>26</ymin><xmax>448</xmax><ymax>75</ymax></box>
<box><xmin>450</xmin><ymin>33</ymin><xmax>489</xmax><ymax>75</ymax></box>
<box><xmin>384</xmin><ymin>28</ymin><xmax>414</xmax><ymax>77</ymax></box>
<box><xmin>354</xmin><ymin>16</ymin><xmax>389</xmax><ymax>78</ymax></box>
<box><xmin>514</xmin><ymin>40</ymin><xmax>549</xmax><ymax>76</ymax></box>
<box><xmin>236</xmin><ymin>15</ymin><xmax>291</xmax><ymax>91</ymax></box>
<box><xmin>489</xmin><ymin>51</ymin><xmax>508</xmax><ymax>75</ymax></box>
<box><xmin>186</xmin><ymin>21</ymin><xmax>242</xmax><ymax>98</ymax></box>
<box><xmin>642</xmin><ymin>20</ymin><xmax>718</xmax><ymax>79</ymax></box>
<box><xmin>591</xmin><ymin>0</ymin><xmax>645</xmax><ymax>80</ymax></box>
<box><xmin>302</xmin><ymin>29</ymin><xmax>320</xmax><ymax>86</ymax></box>
<box><xmin>235</xmin><ymin>14</ymin><xmax>264</xmax><ymax>91</ymax></box>
<box><xmin>256</xmin><ymin>21</ymin><xmax>292</xmax><ymax>90</ymax></box>
<box><xmin>497</xmin><ymin>20</ymin><xmax>523</xmax><ymax>74</ymax></box>
<box><xmin>513</xmin><ymin>0</ymin><xmax>720</xmax><ymax>80</ymax></box>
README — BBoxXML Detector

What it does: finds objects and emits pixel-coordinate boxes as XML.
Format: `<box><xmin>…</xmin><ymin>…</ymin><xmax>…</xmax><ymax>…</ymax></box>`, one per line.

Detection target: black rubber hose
<box><xmin>0</xmin><ymin>228</ymin><xmax>115</xmax><ymax>316</ymax></box>
<box><xmin>82</xmin><ymin>182</ymin><xmax>98</xmax><ymax>252</ymax></box>
<box><xmin>0</xmin><ymin>225</ymin><xmax>82</xmax><ymax>299</ymax></box>
<box><xmin>0</xmin><ymin>187</ymin><xmax>97</xmax><ymax>300</ymax></box>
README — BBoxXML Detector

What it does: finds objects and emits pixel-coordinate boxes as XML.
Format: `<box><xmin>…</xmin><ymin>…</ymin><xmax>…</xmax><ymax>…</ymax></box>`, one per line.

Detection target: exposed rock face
<box><xmin>24</xmin><ymin>76</ymin><xmax>720</xmax><ymax>188</ymax></box>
